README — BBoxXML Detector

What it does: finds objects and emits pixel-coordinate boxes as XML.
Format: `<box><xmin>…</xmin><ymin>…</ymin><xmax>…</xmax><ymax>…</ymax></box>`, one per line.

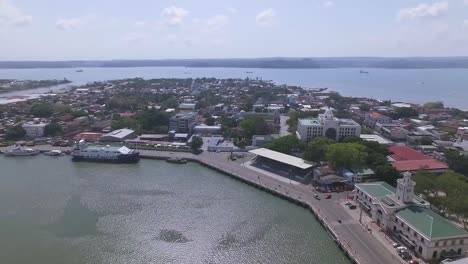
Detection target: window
<box><xmin>432</xmin><ymin>251</ymin><xmax>437</xmax><ymax>259</ymax></box>
<box><xmin>461</xmin><ymin>239</ymin><xmax>464</xmax><ymax>245</ymax></box>
<box><xmin>420</xmin><ymin>237</ymin><xmax>424</xmax><ymax>243</ymax></box>
<box><xmin>435</xmin><ymin>241</ymin><xmax>439</xmax><ymax>247</ymax></box>
<box><xmin>443</xmin><ymin>241</ymin><xmax>447</xmax><ymax>246</ymax></box>
<box><xmin>451</xmin><ymin>240</ymin><xmax>455</xmax><ymax>246</ymax></box>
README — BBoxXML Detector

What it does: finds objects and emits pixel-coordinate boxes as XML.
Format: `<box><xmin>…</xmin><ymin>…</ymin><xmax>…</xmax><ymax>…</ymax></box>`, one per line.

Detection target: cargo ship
<box><xmin>71</xmin><ymin>140</ymin><xmax>139</xmax><ymax>163</ymax></box>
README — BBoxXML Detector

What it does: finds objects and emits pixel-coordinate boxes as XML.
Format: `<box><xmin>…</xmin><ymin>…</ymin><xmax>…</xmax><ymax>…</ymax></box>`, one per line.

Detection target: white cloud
<box><xmin>205</xmin><ymin>15</ymin><xmax>229</xmax><ymax>32</ymax></box>
<box><xmin>0</xmin><ymin>0</ymin><xmax>32</xmax><ymax>27</ymax></box>
<box><xmin>163</xmin><ymin>34</ymin><xmax>178</xmax><ymax>44</ymax></box>
<box><xmin>161</xmin><ymin>6</ymin><xmax>189</xmax><ymax>26</ymax></box>
<box><xmin>121</xmin><ymin>31</ymin><xmax>152</xmax><ymax>43</ymax></box>
<box><xmin>256</xmin><ymin>8</ymin><xmax>275</xmax><ymax>27</ymax></box>
<box><xmin>397</xmin><ymin>1</ymin><xmax>448</xmax><ymax>21</ymax></box>
<box><xmin>464</xmin><ymin>19</ymin><xmax>468</xmax><ymax>29</ymax></box>
<box><xmin>56</xmin><ymin>15</ymin><xmax>96</xmax><ymax>31</ymax></box>
<box><xmin>465</xmin><ymin>0</ymin><xmax>468</xmax><ymax>6</ymax></box>
<box><xmin>323</xmin><ymin>1</ymin><xmax>334</xmax><ymax>8</ymax></box>
<box><xmin>227</xmin><ymin>7</ymin><xmax>238</xmax><ymax>14</ymax></box>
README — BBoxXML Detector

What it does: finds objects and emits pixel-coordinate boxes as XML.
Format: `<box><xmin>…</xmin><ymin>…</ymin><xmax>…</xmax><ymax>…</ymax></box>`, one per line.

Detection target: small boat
<box><xmin>44</xmin><ymin>149</ymin><xmax>64</xmax><ymax>156</ymax></box>
<box><xmin>246</xmin><ymin>71</ymin><xmax>254</xmax><ymax>74</ymax></box>
<box><xmin>4</xmin><ymin>146</ymin><xmax>40</xmax><ymax>156</ymax></box>
<box><xmin>76</xmin><ymin>69</ymin><xmax>84</xmax><ymax>73</ymax></box>
<box><xmin>166</xmin><ymin>157</ymin><xmax>187</xmax><ymax>164</ymax></box>
<box><xmin>360</xmin><ymin>70</ymin><xmax>369</xmax><ymax>74</ymax></box>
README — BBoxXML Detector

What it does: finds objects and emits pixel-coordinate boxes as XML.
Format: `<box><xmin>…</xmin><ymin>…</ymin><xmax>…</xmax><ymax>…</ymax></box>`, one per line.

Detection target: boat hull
<box><xmin>71</xmin><ymin>153</ymin><xmax>140</xmax><ymax>163</ymax></box>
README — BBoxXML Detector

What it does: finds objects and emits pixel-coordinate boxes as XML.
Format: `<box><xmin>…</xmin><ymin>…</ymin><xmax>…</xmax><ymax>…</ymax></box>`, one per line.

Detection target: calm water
<box><xmin>0</xmin><ymin>67</ymin><xmax>467</xmax><ymax>109</ymax></box>
<box><xmin>0</xmin><ymin>156</ymin><xmax>349</xmax><ymax>264</ymax></box>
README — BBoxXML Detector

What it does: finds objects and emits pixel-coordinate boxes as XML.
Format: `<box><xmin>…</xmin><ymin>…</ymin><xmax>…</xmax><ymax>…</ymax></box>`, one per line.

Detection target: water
<box><xmin>0</xmin><ymin>156</ymin><xmax>350</xmax><ymax>264</ymax></box>
<box><xmin>0</xmin><ymin>67</ymin><xmax>467</xmax><ymax>109</ymax></box>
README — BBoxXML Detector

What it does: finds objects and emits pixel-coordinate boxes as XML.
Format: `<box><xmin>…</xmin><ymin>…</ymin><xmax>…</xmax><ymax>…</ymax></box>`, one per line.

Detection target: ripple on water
<box><xmin>154</xmin><ymin>229</ymin><xmax>192</xmax><ymax>243</ymax></box>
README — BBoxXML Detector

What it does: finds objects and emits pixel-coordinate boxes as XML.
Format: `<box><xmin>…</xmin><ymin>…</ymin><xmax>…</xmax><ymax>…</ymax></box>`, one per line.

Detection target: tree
<box><xmin>423</xmin><ymin>101</ymin><xmax>444</xmax><ymax>109</ymax></box>
<box><xmin>160</xmin><ymin>97</ymin><xmax>179</xmax><ymax>109</ymax></box>
<box><xmin>418</xmin><ymin>137</ymin><xmax>433</xmax><ymax>145</ymax></box>
<box><xmin>239</xmin><ymin>119</ymin><xmax>256</xmax><ymax>138</ymax></box>
<box><xmin>30</xmin><ymin>103</ymin><xmax>54</xmax><ymax>118</ymax></box>
<box><xmin>44</xmin><ymin>122</ymin><xmax>63</xmax><ymax>137</ymax></box>
<box><xmin>53</xmin><ymin>104</ymin><xmax>72</xmax><ymax>114</ymax></box>
<box><xmin>205</xmin><ymin>116</ymin><xmax>215</xmax><ymax>126</ymax></box>
<box><xmin>111</xmin><ymin>118</ymin><xmax>140</xmax><ymax>131</ymax></box>
<box><xmin>326</xmin><ymin>143</ymin><xmax>368</xmax><ymax>170</ymax></box>
<box><xmin>5</xmin><ymin>125</ymin><xmax>26</xmax><ymax>140</ymax></box>
<box><xmin>303</xmin><ymin>137</ymin><xmax>334</xmax><ymax>162</ymax></box>
<box><xmin>191</xmin><ymin>136</ymin><xmax>203</xmax><ymax>152</ymax></box>
<box><xmin>266</xmin><ymin>135</ymin><xmax>300</xmax><ymax>155</ymax></box>
<box><xmin>391</xmin><ymin>107</ymin><xmax>419</xmax><ymax>119</ymax></box>
<box><xmin>359</xmin><ymin>104</ymin><xmax>371</xmax><ymax>112</ymax></box>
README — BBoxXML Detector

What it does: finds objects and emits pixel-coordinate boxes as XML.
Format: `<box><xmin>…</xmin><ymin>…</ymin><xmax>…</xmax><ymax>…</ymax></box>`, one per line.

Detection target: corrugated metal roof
<box><xmin>249</xmin><ymin>148</ymin><xmax>314</xmax><ymax>170</ymax></box>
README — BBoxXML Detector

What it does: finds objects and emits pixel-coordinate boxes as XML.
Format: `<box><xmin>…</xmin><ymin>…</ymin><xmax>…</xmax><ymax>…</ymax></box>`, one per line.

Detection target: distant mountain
<box><xmin>2</xmin><ymin>57</ymin><xmax>468</xmax><ymax>69</ymax></box>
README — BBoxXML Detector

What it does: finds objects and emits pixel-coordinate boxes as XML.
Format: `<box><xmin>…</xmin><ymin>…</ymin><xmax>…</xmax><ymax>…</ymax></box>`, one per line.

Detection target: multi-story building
<box><xmin>22</xmin><ymin>122</ymin><xmax>47</xmax><ymax>139</ymax></box>
<box><xmin>169</xmin><ymin>111</ymin><xmax>198</xmax><ymax>134</ymax></box>
<box><xmin>296</xmin><ymin>108</ymin><xmax>361</xmax><ymax>142</ymax></box>
<box><xmin>363</xmin><ymin>112</ymin><xmax>392</xmax><ymax>129</ymax></box>
<box><xmin>355</xmin><ymin>173</ymin><xmax>468</xmax><ymax>261</ymax></box>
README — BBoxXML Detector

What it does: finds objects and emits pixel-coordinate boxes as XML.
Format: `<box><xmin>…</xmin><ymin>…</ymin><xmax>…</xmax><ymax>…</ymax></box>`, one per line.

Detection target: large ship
<box><xmin>71</xmin><ymin>140</ymin><xmax>140</xmax><ymax>163</ymax></box>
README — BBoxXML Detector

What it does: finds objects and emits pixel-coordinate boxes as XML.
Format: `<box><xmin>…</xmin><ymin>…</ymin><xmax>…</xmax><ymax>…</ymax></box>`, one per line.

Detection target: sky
<box><xmin>1</xmin><ymin>0</ymin><xmax>468</xmax><ymax>60</ymax></box>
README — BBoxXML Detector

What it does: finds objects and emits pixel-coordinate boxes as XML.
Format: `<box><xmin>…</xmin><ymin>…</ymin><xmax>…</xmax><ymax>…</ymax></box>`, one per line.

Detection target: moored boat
<box><xmin>4</xmin><ymin>146</ymin><xmax>40</xmax><ymax>156</ymax></box>
<box><xmin>166</xmin><ymin>157</ymin><xmax>187</xmax><ymax>164</ymax></box>
<box><xmin>44</xmin><ymin>149</ymin><xmax>64</xmax><ymax>156</ymax></box>
<box><xmin>71</xmin><ymin>140</ymin><xmax>139</xmax><ymax>163</ymax></box>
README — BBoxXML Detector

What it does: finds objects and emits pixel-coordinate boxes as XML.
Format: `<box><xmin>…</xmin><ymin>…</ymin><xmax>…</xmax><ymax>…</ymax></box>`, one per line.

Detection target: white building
<box><xmin>355</xmin><ymin>173</ymin><xmax>468</xmax><ymax>261</ymax></box>
<box><xmin>296</xmin><ymin>108</ymin><xmax>361</xmax><ymax>142</ymax></box>
<box><xmin>22</xmin><ymin>122</ymin><xmax>47</xmax><ymax>139</ymax></box>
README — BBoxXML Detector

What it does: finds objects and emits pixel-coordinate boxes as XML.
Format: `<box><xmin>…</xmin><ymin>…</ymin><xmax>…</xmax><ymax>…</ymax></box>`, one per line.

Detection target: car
<box><xmin>408</xmin><ymin>260</ymin><xmax>419</xmax><ymax>264</ymax></box>
<box><xmin>325</xmin><ymin>194</ymin><xmax>332</xmax><ymax>199</ymax></box>
<box><xmin>392</xmin><ymin>243</ymin><xmax>401</xmax><ymax>248</ymax></box>
<box><xmin>337</xmin><ymin>219</ymin><xmax>342</xmax><ymax>224</ymax></box>
<box><xmin>345</xmin><ymin>201</ymin><xmax>352</xmax><ymax>206</ymax></box>
<box><xmin>396</xmin><ymin>246</ymin><xmax>408</xmax><ymax>252</ymax></box>
<box><xmin>348</xmin><ymin>205</ymin><xmax>357</xmax><ymax>210</ymax></box>
<box><xmin>314</xmin><ymin>194</ymin><xmax>320</xmax><ymax>200</ymax></box>
<box><xmin>399</xmin><ymin>251</ymin><xmax>412</xmax><ymax>261</ymax></box>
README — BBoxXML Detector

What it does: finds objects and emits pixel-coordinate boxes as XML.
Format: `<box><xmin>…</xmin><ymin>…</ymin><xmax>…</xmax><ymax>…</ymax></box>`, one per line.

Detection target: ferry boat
<box><xmin>44</xmin><ymin>149</ymin><xmax>64</xmax><ymax>156</ymax></box>
<box><xmin>71</xmin><ymin>140</ymin><xmax>140</xmax><ymax>163</ymax></box>
<box><xmin>4</xmin><ymin>146</ymin><xmax>40</xmax><ymax>156</ymax></box>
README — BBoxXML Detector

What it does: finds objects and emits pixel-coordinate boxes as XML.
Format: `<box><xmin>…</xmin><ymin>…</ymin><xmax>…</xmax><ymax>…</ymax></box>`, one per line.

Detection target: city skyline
<box><xmin>1</xmin><ymin>0</ymin><xmax>468</xmax><ymax>60</ymax></box>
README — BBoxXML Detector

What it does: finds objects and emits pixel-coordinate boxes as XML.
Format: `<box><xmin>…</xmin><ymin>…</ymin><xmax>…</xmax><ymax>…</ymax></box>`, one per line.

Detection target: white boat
<box><xmin>44</xmin><ymin>149</ymin><xmax>63</xmax><ymax>156</ymax></box>
<box><xmin>71</xmin><ymin>140</ymin><xmax>140</xmax><ymax>163</ymax></box>
<box><xmin>4</xmin><ymin>146</ymin><xmax>40</xmax><ymax>156</ymax></box>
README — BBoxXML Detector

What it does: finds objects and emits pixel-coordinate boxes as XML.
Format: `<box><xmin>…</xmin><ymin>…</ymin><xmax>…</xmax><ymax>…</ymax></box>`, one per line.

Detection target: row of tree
<box><xmin>413</xmin><ymin>171</ymin><xmax>468</xmax><ymax>230</ymax></box>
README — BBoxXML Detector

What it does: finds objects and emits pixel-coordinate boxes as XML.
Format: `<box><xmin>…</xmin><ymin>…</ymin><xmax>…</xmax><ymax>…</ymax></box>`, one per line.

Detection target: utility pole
<box><xmin>359</xmin><ymin>203</ymin><xmax>363</xmax><ymax>224</ymax></box>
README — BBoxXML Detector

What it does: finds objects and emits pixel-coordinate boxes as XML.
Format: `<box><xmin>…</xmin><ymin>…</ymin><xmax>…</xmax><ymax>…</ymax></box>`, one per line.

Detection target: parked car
<box><xmin>325</xmin><ymin>194</ymin><xmax>332</xmax><ymax>199</ymax></box>
<box><xmin>392</xmin><ymin>243</ymin><xmax>401</xmax><ymax>248</ymax></box>
<box><xmin>408</xmin><ymin>260</ymin><xmax>419</xmax><ymax>264</ymax></box>
<box><xmin>314</xmin><ymin>193</ymin><xmax>320</xmax><ymax>200</ymax></box>
<box><xmin>399</xmin><ymin>251</ymin><xmax>412</xmax><ymax>261</ymax></box>
<box><xmin>348</xmin><ymin>205</ymin><xmax>357</xmax><ymax>210</ymax></box>
<box><xmin>396</xmin><ymin>246</ymin><xmax>408</xmax><ymax>252</ymax></box>
<box><xmin>345</xmin><ymin>201</ymin><xmax>352</xmax><ymax>206</ymax></box>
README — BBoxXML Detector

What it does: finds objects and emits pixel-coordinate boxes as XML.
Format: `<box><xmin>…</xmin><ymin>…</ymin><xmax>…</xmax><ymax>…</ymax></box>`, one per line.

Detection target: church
<box><xmin>296</xmin><ymin>108</ymin><xmax>361</xmax><ymax>142</ymax></box>
<box><xmin>355</xmin><ymin>173</ymin><xmax>468</xmax><ymax>261</ymax></box>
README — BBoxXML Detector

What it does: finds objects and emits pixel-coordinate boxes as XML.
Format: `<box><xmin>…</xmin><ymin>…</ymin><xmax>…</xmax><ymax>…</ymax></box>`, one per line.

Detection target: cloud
<box><xmin>205</xmin><ymin>15</ymin><xmax>229</xmax><ymax>32</ymax></box>
<box><xmin>464</xmin><ymin>19</ymin><xmax>468</xmax><ymax>29</ymax></box>
<box><xmin>134</xmin><ymin>21</ymin><xmax>146</xmax><ymax>28</ymax></box>
<box><xmin>256</xmin><ymin>8</ymin><xmax>275</xmax><ymax>27</ymax></box>
<box><xmin>323</xmin><ymin>1</ymin><xmax>334</xmax><ymax>8</ymax></box>
<box><xmin>227</xmin><ymin>7</ymin><xmax>238</xmax><ymax>14</ymax></box>
<box><xmin>465</xmin><ymin>0</ymin><xmax>468</xmax><ymax>6</ymax></box>
<box><xmin>56</xmin><ymin>15</ymin><xmax>96</xmax><ymax>31</ymax></box>
<box><xmin>161</xmin><ymin>6</ymin><xmax>189</xmax><ymax>26</ymax></box>
<box><xmin>121</xmin><ymin>31</ymin><xmax>152</xmax><ymax>43</ymax></box>
<box><xmin>397</xmin><ymin>1</ymin><xmax>448</xmax><ymax>21</ymax></box>
<box><xmin>0</xmin><ymin>0</ymin><xmax>32</xmax><ymax>27</ymax></box>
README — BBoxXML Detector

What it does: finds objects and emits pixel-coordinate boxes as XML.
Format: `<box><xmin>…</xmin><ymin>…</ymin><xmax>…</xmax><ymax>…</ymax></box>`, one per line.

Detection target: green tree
<box><xmin>326</xmin><ymin>143</ymin><xmax>368</xmax><ymax>170</ymax></box>
<box><xmin>303</xmin><ymin>137</ymin><xmax>334</xmax><ymax>162</ymax></box>
<box><xmin>423</xmin><ymin>101</ymin><xmax>444</xmax><ymax>109</ymax></box>
<box><xmin>111</xmin><ymin>118</ymin><xmax>140</xmax><ymax>131</ymax></box>
<box><xmin>265</xmin><ymin>135</ymin><xmax>300</xmax><ymax>155</ymax></box>
<box><xmin>239</xmin><ymin>119</ymin><xmax>256</xmax><ymax>138</ymax></box>
<box><xmin>191</xmin><ymin>136</ymin><xmax>203</xmax><ymax>152</ymax></box>
<box><xmin>359</xmin><ymin>104</ymin><xmax>371</xmax><ymax>112</ymax></box>
<box><xmin>205</xmin><ymin>116</ymin><xmax>215</xmax><ymax>126</ymax></box>
<box><xmin>160</xmin><ymin>96</ymin><xmax>179</xmax><ymax>109</ymax></box>
<box><xmin>53</xmin><ymin>103</ymin><xmax>72</xmax><ymax>114</ymax></box>
<box><xmin>30</xmin><ymin>103</ymin><xmax>54</xmax><ymax>118</ymax></box>
<box><xmin>5</xmin><ymin>125</ymin><xmax>26</xmax><ymax>140</ymax></box>
<box><xmin>44</xmin><ymin>122</ymin><xmax>63</xmax><ymax>137</ymax></box>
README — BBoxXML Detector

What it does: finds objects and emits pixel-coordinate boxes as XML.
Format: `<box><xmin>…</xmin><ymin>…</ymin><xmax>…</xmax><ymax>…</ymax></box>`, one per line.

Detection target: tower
<box><xmin>396</xmin><ymin>172</ymin><xmax>415</xmax><ymax>203</ymax></box>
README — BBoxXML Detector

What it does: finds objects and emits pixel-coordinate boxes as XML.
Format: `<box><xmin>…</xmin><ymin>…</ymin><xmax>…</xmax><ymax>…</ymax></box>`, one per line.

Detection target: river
<box><xmin>0</xmin><ymin>67</ymin><xmax>467</xmax><ymax>109</ymax></box>
<box><xmin>0</xmin><ymin>156</ymin><xmax>350</xmax><ymax>264</ymax></box>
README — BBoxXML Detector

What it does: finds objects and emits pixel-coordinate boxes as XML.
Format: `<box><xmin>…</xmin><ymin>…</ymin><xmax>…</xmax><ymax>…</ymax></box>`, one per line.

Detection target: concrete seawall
<box><xmin>142</xmin><ymin>153</ymin><xmax>361</xmax><ymax>264</ymax></box>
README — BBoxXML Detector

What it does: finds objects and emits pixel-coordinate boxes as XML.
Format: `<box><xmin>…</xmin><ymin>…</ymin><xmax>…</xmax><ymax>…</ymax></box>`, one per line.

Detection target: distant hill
<box><xmin>2</xmin><ymin>57</ymin><xmax>468</xmax><ymax>69</ymax></box>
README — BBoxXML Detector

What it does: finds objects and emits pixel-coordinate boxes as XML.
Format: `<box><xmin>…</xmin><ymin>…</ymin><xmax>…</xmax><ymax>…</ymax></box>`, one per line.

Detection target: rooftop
<box><xmin>249</xmin><ymin>148</ymin><xmax>315</xmax><ymax>170</ymax></box>
<box><xmin>360</xmin><ymin>134</ymin><xmax>393</xmax><ymax>145</ymax></box>
<box><xmin>397</xmin><ymin>205</ymin><xmax>468</xmax><ymax>239</ymax></box>
<box><xmin>103</xmin><ymin>128</ymin><xmax>135</xmax><ymax>139</ymax></box>
<box><xmin>389</xmin><ymin>146</ymin><xmax>429</xmax><ymax>161</ymax></box>
<box><xmin>298</xmin><ymin>118</ymin><xmax>321</xmax><ymax>126</ymax></box>
<box><xmin>356</xmin><ymin>182</ymin><xmax>396</xmax><ymax>198</ymax></box>
<box><xmin>392</xmin><ymin>160</ymin><xmax>449</xmax><ymax>172</ymax></box>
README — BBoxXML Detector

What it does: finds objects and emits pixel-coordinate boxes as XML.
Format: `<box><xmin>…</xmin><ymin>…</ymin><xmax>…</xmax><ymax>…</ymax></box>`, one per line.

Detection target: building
<box><xmin>388</xmin><ymin>146</ymin><xmax>449</xmax><ymax>173</ymax></box>
<box><xmin>100</xmin><ymin>128</ymin><xmax>137</xmax><ymax>142</ymax></box>
<box><xmin>249</xmin><ymin>148</ymin><xmax>316</xmax><ymax>183</ymax></box>
<box><xmin>296</xmin><ymin>108</ymin><xmax>361</xmax><ymax>142</ymax></box>
<box><xmin>252</xmin><ymin>135</ymin><xmax>279</xmax><ymax>147</ymax></box>
<box><xmin>193</xmin><ymin>125</ymin><xmax>222</xmax><ymax>135</ymax></box>
<box><xmin>74</xmin><ymin>132</ymin><xmax>103</xmax><ymax>142</ymax></box>
<box><xmin>355</xmin><ymin>173</ymin><xmax>468</xmax><ymax>261</ymax></box>
<box><xmin>22</xmin><ymin>122</ymin><xmax>47</xmax><ymax>139</ymax></box>
<box><xmin>363</xmin><ymin>112</ymin><xmax>392</xmax><ymax>129</ymax></box>
<box><xmin>169</xmin><ymin>111</ymin><xmax>198</xmax><ymax>134</ymax></box>
<box><xmin>206</xmin><ymin>137</ymin><xmax>237</xmax><ymax>152</ymax></box>
<box><xmin>139</xmin><ymin>134</ymin><xmax>169</xmax><ymax>141</ymax></box>
<box><xmin>360</xmin><ymin>134</ymin><xmax>393</xmax><ymax>145</ymax></box>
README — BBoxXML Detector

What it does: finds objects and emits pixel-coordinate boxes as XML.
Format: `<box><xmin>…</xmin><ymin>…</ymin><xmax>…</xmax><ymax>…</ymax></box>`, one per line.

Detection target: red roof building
<box><xmin>75</xmin><ymin>132</ymin><xmax>103</xmax><ymax>142</ymax></box>
<box><xmin>388</xmin><ymin>146</ymin><xmax>448</xmax><ymax>173</ymax></box>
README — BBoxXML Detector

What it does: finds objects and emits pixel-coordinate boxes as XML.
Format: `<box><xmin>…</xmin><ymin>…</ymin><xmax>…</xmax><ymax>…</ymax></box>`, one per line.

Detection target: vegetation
<box><xmin>423</xmin><ymin>101</ymin><xmax>444</xmax><ymax>109</ymax></box>
<box><xmin>390</xmin><ymin>107</ymin><xmax>419</xmax><ymax>119</ymax></box>
<box><xmin>44</xmin><ymin>122</ymin><xmax>63</xmax><ymax>137</ymax></box>
<box><xmin>265</xmin><ymin>135</ymin><xmax>300</xmax><ymax>155</ymax></box>
<box><xmin>30</xmin><ymin>103</ymin><xmax>54</xmax><ymax>118</ymax></box>
<box><xmin>413</xmin><ymin>171</ymin><xmax>468</xmax><ymax>230</ymax></box>
<box><xmin>5</xmin><ymin>125</ymin><xmax>26</xmax><ymax>140</ymax></box>
<box><xmin>326</xmin><ymin>143</ymin><xmax>368</xmax><ymax>170</ymax></box>
<box><xmin>444</xmin><ymin>149</ymin><xmax>468</xmax><ymax>176</ymax></box>
<box><xmin>303</xmin><ymin>137</ymin><xmax>334</xmax><ymax>162</ymax></box>
<box><xmin>191</xmin><ymin>136</ymin><xmax>203</xmax><ymax>152</ymax></box>
<box><xmin>286</xmin><ymin>111</ymin><xmax>318</xmax><ymax>133</ymax></box>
